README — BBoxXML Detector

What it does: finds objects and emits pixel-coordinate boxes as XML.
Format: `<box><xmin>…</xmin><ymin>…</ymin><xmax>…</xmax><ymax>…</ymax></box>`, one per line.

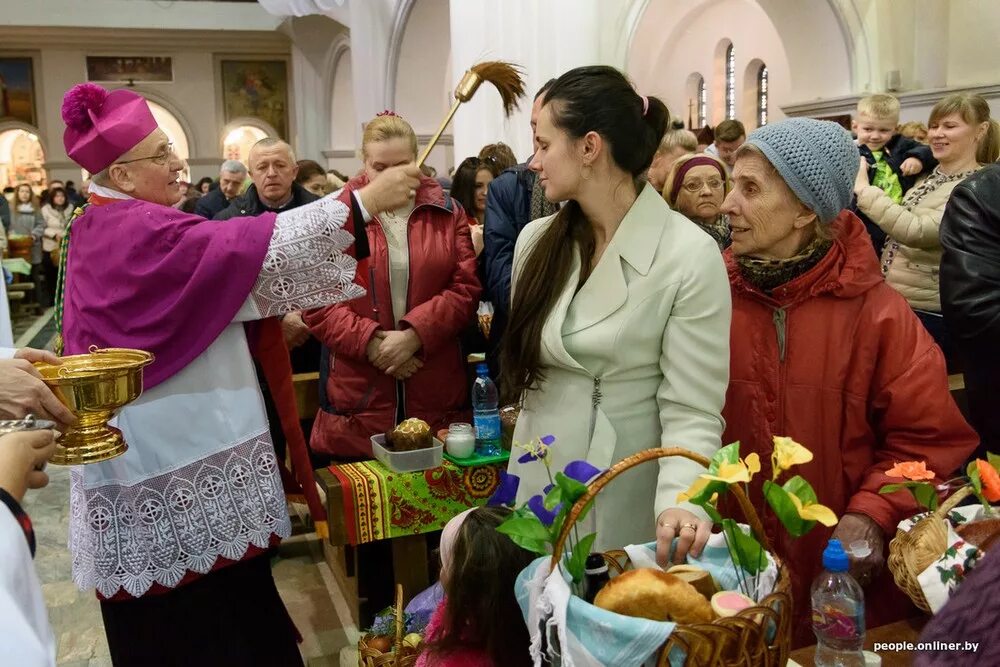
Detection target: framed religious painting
<box><xmin>0</xmin><ymin>57</ymin><xmax>37</xmax><ymax>125</ymax></box>
<box><xmin>86</xmin><ymin>56</ymin><xmax>173</xmax><ymax>83</ymax></box>
<box><xmin>220</xmin><ymin>59</ymin><xmax>289</xmax><ymax>139</ymax></box>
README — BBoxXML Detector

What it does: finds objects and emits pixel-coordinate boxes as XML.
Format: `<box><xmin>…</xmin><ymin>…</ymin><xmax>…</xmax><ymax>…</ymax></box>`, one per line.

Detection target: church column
<box><xmin>447</xmin><ymin>0</ymin><xmax>630</xmax><ymax>162</ymax></box>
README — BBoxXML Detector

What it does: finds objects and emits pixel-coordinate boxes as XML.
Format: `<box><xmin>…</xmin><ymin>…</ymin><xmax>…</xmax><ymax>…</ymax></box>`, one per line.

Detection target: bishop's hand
<box><xmin>358</xmin><ymin>164</ymin><xmax>422</xmax><ymax>214</ymax></box>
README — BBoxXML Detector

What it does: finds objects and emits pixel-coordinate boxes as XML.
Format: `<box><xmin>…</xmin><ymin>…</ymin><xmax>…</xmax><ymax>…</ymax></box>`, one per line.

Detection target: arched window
<box><xmin>698</xmin><ymin>76</ymin><xmax>708</xmax><ymax>128</ymax></box>
<box><xmin>725</xmin><ymin>43</ymin><xmax>736</xmax><ymax>120</ymax></box>
<box><xmin>223</xmin><ymin>125</ymin><xmax>269</xmax><ymax>163</ymax></box>
<box><xmin>757</xmin><ymin>64</ymin><xmax>769</xmax><ymax>126</ymax></box>
<box><xmin>0</xmin><ymin>128</ymin><xmax>45</xmax><ymax>190</ymax></box>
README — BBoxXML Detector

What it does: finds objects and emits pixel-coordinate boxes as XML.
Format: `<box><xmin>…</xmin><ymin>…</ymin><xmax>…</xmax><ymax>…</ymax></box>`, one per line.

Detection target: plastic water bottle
<box><xmin>812</xmin><ymin>539</ymin><xmax>865</xmax><ymax>667</ymax></box>
<box><xmin>471</xmin><ymin>363</ymin><xmax>502</xmax><ymax>457</ymax></box>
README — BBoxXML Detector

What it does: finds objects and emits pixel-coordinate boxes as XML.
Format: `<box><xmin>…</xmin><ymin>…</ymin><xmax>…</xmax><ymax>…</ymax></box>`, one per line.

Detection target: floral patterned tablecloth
<box><xmin>327</xmin><ymin>459</ymin><xmax>504</xmax><ymax>545</ymax></box>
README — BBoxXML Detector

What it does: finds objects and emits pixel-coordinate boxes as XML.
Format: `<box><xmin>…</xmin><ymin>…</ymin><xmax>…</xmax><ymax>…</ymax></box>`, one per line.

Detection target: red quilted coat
<box><xmin>304</xmin><ymin>174</ymin><xmax>481</xmax><ymax>458</ymax></box>
<box><xmin>721</xmin><ymin>211</ymin><xmax>978</xmax><ymax>647</ymax></box>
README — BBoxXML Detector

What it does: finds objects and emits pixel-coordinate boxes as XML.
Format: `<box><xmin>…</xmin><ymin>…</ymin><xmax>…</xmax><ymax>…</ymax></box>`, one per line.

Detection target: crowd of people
<box><xmin>3</xmin><ymin>64</ymin><xmax>1000</xmax><ymax>667</ymax></box>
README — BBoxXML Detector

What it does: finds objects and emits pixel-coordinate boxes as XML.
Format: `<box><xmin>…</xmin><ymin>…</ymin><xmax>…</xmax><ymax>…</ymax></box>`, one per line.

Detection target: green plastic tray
<box><xmin>443</xmin><ymin>449</ymin><xmax>510</xmax><ymax>467</ymax></box>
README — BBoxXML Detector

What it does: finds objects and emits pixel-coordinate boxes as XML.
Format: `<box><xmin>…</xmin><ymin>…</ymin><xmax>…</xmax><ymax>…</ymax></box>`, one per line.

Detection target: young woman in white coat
<box><xmin>501</xmin><ymin>66</ymin><xmax>731</xmax><ymax>566</ymax></box>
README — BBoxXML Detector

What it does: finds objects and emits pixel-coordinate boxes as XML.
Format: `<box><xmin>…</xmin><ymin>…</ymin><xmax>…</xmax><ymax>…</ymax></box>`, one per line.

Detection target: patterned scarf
<box><xmin>696</xmin><ymin>215</ymin><xmax>731</xmax><ymax>250</ymax></box>
<box><xmin>529</xmin><ymin>172</ymin><xmax>559</xmax><ymax>221</ymax></box>
<box><xmin>737</xmin><ymin>235</ymin><xmax>834</xmax><ymax>293</ymax></box>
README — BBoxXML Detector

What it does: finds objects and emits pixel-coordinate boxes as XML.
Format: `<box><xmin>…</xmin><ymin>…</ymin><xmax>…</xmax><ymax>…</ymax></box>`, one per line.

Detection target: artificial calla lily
<box><xmin>527</xmin><ymin>494</ymin><xmax>560</xmax><ymax>526</ymax></box>
<box><xmin>701</xmin><ymin>452</ymin><xmax>761</xmax><ymax>484</ymax></box>
<box><xmin>564</xmin><ymin>460</ymin><xmax>602</xmax><ymax>485</ymax></box>
<box><xmin>771</xmin><ymin>436</ymin><xmax>813</xmax><ymax>480</ymax></box>
<box><xmin>488</xmin><ymin>470</ymin><xmax>519</xmax><ymax>507</ymax></box>
<box><xmin>788</xmin><ymin>493</ymin><xmax>837</xmax><ymax>526</ymax></box>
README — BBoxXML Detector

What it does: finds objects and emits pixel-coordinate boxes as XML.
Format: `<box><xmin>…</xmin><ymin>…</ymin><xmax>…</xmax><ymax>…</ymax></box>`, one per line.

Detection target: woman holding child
<box><xmin>855</xmin><ymin>92</ymin><xmax>1000</xmax><ymax>359</ymax></box>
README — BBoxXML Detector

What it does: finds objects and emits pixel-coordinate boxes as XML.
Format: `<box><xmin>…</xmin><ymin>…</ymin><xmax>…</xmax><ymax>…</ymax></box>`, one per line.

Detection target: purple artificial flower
<box><xmin>488</xmin><ymin>471</ymin><xmax>520</xmax><ymax>507</ymax></box>
<box><xmin>527</xmin><ymin>494</ymin><xmax>561</xmax><ymax>526</ymax></box>
<box><xmin>517</xmin><ymin>435</ymin><xmax>557</xmax><ymax>464</ymax></box>
<box><xmin>564</xmin><ymin>460</ymin><xmax>603</xmax><ymax>485</ymax></box>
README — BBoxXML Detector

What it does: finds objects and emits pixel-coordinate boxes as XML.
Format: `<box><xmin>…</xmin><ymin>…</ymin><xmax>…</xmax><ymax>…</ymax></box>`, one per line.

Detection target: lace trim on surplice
<box><xmin>253</xmin><ymin>194</ymin><xmax>366</xmax><ymax>317</ymax></box>
<box><xmin>69</xmin><ymin>434</ymin><xmax>291</xmax><ymax>598</ymax></box>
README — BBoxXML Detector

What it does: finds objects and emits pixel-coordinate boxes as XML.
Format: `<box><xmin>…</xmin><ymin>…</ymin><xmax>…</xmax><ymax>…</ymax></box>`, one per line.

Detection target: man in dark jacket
<box><xmin>940</xmin><ymin>164</ymin><xmax>1000</xmax><ymax>461</ymax></box>
<box><xmin>482</xmin><ymin>79</ymin><xmax>558</xmax><ymax>377</ymax></box>
<box><xmin>195</xmin><ymin>160</ymin><xmax>247</xmax><ymax>218</ymax></box>
<box><xmin>215</xmin><ymin>138</ymin><xmax>321</xmax><ymax>460</ymax></box>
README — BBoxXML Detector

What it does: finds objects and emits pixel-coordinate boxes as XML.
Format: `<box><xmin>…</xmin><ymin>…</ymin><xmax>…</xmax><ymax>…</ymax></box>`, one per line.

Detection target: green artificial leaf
<box><xmin>912</xmin><ymin>483</ymin><xmax>939</xmax><ymax>511</ymax></box>
<box><xmin>684</xmin><ymin>478</ymin><xmax>731</xmax><ymax>508</ymax></box>
<box><xmin>988</xmin><ymin>452</ymin><xmax>1000</xmax><ymax>474</ymax></box>
<box><xmin>721</xmin><ymin>518</ymin><xmax>766</xmax><ymax>575</ymax></box>
<box><xmin>701</xmin><ymin>501</ymin><xmax>723</xmax><ymax>524</ymax></box>
<box><xmin>555</xmin><ymin>472</ymin><xmax>589</xmax><ymax>504</ymax></box>
<box><xmin>782</xmin><ymin>475</ymin><xmax>819</xmax><ymax>504</ymax></box>
<box><xmin>496</xmin><ymin>516</ymin><xmax>552</xmax><ymax>543</ymax></box>
<box><xmin>763</xmin><ymin>480</ymin><xmax>814</xmax><ymax>537</ymax></box>
<box><xmin>968</xmin><ymin>460</ymin><xmax>983</xmax><ymax>494</ymax></box>
<box><xmin>501</xmin><ymin>532</ymin><xmax>549</xmax><ymax>556</ymax></box>
<box><xmin>709</xmin><ymin>442</ymin><xmax>741</xmax><ymax>474</ymax></box>
<box><xmin>544</xmin><ymin>483</ymin><xmax>564</xmax><ymax>511</ymax></box>
<box><xmin>565</xmin><ymin>532</ymin><xmax>598</xmax><ymax>584</ymax></box>
<box><xmin>879</xmin><ymin>481</ymin><xmax>938</xmax><ymax>511</ymax></box>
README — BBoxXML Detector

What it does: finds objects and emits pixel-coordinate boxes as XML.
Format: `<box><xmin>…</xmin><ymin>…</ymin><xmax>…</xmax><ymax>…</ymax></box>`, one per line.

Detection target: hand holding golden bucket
<box><xmin>34</xmin><ymin>346</ymin><xmax>154</xmax><ymax>465</ymax></box>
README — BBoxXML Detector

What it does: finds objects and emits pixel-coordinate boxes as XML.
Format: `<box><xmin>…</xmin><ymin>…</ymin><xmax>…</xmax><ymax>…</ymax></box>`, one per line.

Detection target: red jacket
<box><xmin>304</xmin><ymin>175</ymin><xmax>481</xmax><ymax>458</ymax></box>
<box><xmin>722</xmin><ymin>212</ymin><xmax>977</xmax><ymax>646</ymax></box>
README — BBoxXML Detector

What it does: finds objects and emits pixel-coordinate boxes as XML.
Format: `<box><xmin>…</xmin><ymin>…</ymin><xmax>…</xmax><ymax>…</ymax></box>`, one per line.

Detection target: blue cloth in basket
<box><xmin>515</xmin><ymin>535</ymin><xmax>778</xmax><ymax>667</ymax></box>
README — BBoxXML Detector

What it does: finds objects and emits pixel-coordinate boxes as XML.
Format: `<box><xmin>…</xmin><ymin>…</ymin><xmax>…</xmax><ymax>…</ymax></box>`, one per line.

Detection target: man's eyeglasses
<box><xmin>682</xmin><ymin>178</ymin><xmax>725</xmax><ymax>192</ymax></box>
<box><xmin>115</xmin><ymin>142</ymin><xmax>176</xmax><ymax>166</ymax></box>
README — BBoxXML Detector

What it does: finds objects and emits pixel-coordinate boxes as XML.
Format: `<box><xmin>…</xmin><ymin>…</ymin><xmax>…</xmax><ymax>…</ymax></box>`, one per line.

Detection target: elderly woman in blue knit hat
<box><xmin>719</xmin><ymin>118</ymin><xmax>978</xmax><ymax>647</ymax></box>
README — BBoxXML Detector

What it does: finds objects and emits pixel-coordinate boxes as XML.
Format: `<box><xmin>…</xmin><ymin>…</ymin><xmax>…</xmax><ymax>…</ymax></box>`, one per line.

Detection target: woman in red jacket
<box><xmin>304</xmin><ymin>112</ymin><xmax>481</xmax><ymax>461</ymax></box>
<box><xmin>720</xmin><ymin>118</ymin><xmax>978</xmax><ymax>647</ymax></box>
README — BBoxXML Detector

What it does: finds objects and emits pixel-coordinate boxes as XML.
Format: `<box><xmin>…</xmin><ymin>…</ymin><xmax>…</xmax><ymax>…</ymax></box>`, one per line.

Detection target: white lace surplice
<box><xmin>69</xmin><ymin>192</ymin><xmax>364</xmax><ymax>598</ymax></box>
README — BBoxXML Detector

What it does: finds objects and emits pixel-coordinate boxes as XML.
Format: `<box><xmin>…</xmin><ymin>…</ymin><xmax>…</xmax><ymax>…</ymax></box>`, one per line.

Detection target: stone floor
<box><xmin>22</xmin><ymin>466</ymin><xmax>355</xmax><ymax>666</ymax></box>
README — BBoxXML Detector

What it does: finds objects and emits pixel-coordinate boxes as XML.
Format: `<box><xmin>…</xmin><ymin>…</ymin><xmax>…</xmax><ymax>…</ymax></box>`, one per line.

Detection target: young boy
<box><xmin>852</xmin><ymin>94</ymin><xmax>936</xmax><ymax>253</ymax></box>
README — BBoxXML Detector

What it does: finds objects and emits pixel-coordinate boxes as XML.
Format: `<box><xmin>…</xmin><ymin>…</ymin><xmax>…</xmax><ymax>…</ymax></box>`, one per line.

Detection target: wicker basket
<box><xmin>358</xmin><ymin>584</ymin><xmax>418</xmax><ymax>667</ymax></box>
<box><xmin>550</xmin><ymin>447</ymin><xmax>793</xmax><ymax>666</ymax></box>
<box><xmin>887</xmin><ymin>485</ymin><xmax>974</xmax><ymax>612</ymax></box>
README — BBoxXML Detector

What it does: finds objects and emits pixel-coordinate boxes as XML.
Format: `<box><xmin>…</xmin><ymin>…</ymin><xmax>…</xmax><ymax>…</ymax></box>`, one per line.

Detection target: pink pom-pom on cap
<box><xmin>62</xmin><ymin>83</ymin><xmax>158</xmax><ymax>174</ymax></box>
<box><xmin>61</xmin><ymin>83</ymin><xmax>109</xmax><ymax>131</ymax></box>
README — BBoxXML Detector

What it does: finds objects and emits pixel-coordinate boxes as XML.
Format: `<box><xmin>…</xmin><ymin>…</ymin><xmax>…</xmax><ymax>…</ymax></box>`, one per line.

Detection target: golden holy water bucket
<box><xmin>35</xmin><ymin>347</ymin><xmax>154</xmax><ymax>465</ymax></box>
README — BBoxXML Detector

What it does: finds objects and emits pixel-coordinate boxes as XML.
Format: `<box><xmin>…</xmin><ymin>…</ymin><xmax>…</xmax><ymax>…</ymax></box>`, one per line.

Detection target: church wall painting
<box><xmin>220</xmin><ymin>59</ymin><xmax>289</xmax><ymax>140</ymax></box>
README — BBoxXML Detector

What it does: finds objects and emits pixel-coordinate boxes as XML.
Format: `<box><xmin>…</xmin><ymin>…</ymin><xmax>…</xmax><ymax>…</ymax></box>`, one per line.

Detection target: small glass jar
<box><xmin>446</xmin><ymin>423</ymin><xmax>476</xmax><ymax>459</ymax></box>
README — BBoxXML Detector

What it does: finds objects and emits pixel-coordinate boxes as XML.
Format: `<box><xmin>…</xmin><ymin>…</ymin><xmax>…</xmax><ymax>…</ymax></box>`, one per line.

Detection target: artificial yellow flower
<box><xmin>702</xmin><ymin>453</ymin><xmax>761</xmax><ymax>485</ymax></box>
<box><xmin>771</xmin><ymin>436</ymin><xmax>814</xmax><ymax>480</ymax></box>
<box><xmin>787</xmin><ymin>493</ymin><xmax>838</xmax><ymax>526</ymax></box>
<box><xmin>677</xmin><ymin>477</ymin><xmax>711</xmax><ymax>504</ymax></box>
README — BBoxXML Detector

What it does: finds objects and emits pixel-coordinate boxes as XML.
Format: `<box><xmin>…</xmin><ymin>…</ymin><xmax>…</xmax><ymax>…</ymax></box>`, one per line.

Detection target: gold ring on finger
<box><xmin>680</xmin><ymin>522</ymin><xmax>698</xmax><ymax>532</ymax></box>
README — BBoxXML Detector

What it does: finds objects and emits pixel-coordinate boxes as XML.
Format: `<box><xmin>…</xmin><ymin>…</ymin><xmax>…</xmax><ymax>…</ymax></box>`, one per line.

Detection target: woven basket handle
<box><xmin>393</xmin><ymin>583</ymin><xmax>404</xmax><ymax>666</ymax></box>
<box><xmin>933</xmin><ymin>485</ymin><xmax>975</xmax><ymax>519</ymax></box>
<box><xmin>550</xmin><ymin>447</ymin><xmax>773</xmax><ymax>569</ymax></box>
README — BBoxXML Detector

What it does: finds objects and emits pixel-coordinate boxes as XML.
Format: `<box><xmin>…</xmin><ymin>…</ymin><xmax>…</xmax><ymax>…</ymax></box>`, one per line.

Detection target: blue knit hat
<box><xmin>744</xmin><ymin>118</ymin><xmax>859</xmax><ymax>224</ymax></box>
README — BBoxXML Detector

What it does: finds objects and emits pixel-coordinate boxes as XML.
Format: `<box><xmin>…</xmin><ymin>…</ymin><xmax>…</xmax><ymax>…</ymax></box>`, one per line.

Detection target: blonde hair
<box><xmin>857</xmin><ymin>94</ymin><xmax>900</xmax><ymax>122</ymax></box>
<box><xmin>898</xmin><ymin>121</ymin><xmax>928</xmax><ymax>140</ymax></box>
<box><xmin>657</xmin><ymin>129</ymin><xmax>698</xmax><ymax>156</ymax></box>
<box><xmin>362</xmin><ymin>114</ymin><xmax>418</xmax><ymax>159</ymax></box>
<box><xmin>929</xmin><ymin>92</ymin><xmax>1000</xmax><ymax>163</ymax></box>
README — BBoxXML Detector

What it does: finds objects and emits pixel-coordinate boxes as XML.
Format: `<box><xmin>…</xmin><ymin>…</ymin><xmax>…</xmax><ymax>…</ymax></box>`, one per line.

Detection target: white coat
<box><xmin>507</xmin><ymin>184</ymin><xmax>731</xmax><ymax>550</ymax></box>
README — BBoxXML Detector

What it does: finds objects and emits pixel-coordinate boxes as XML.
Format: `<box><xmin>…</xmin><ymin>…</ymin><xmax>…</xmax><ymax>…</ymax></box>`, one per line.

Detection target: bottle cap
<box><xmin>475</xmin><ymin>362</ymin><xmax>489</xmax><ymax>375</ymax></box>
<box><xmin>822</xmin><ymin>538</ymin><xmax>850</xmax><ymax>572</ymax></box>
<box><xmin>848</xmin><ymin>540</ymin><xmax>872</xmax><ymax>558</ymax></box>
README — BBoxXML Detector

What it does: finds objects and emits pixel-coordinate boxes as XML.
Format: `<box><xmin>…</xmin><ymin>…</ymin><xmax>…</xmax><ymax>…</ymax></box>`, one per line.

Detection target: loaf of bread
<box><xmin>667</xmin><ymin>564</ymin><xmax>718</xmax><ymax>600</ymax></box>
<box><xmin>593</xmin><ymin>568</ymin><xmax>713</xmax><ymax>624</ymax></box>
<box><xmin>385</xmin><ymin>418</ymin><xmax>433</xmax><ymax>451</ymax></box>
<box><xmin>956</xmin><ymin>518</ymin><xmax>1000</xmax><ymax>552</ymax></box>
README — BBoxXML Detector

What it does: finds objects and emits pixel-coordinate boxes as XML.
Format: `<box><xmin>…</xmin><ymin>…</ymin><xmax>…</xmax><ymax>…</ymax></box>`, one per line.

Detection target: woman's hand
<box><xmin>470</xmin><ymin>223</ymin><xmax>485</xmax><ymax>257</ymax></box>
<box><xmin>0</xmin><ymin>359</ymin><xmax>76</xmax><ymax>426</ymax></box>
<box><xmin>373</xmin><ymin>329</ymin><xmax>422</xmax><ymax>374</ymax></box>
<box><xmin>389</xmin><ymin>357</ymin><xmax>424</xmax><ymax>380</ymax></box>
<box><xmin>0</xmin><ymin>430</ymin><xmax>57</xmax><ymax>502</ymax></box>
<box><xmin>655</xmin><ymin>508</ymin><xmax>713</xmax><ymax>567</ymax></box>
<box><xmin>831</xmin><ymin>512</ymin><xmax>885</xmax><ymax>587</ymax></box>
<box><xmin>365</xmin><ymin>330</ymin><xmax>386</xmax><ymax>364</ymax></box>
<box><xmin>854</xmin><ymin>160</ymin><xmax>871</xmax><ymax>196</ymax></box>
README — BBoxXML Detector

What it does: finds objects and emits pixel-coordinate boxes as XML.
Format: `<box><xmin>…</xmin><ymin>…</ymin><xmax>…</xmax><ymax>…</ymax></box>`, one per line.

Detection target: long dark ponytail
<box><xmin>499</xmin><ymin>66</ymin><xmax>669</xmax><ymax>403</ymax></box>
